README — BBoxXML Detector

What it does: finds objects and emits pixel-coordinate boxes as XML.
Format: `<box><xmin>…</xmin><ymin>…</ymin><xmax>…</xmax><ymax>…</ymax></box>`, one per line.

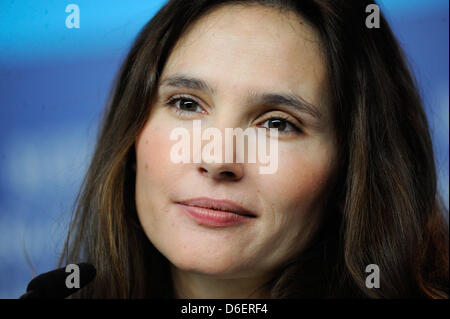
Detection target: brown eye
<box><xmin>261</xmin><ymin>117</ymin><xmax>300</xmax><ymax>133</ymax></box>
<box><xmin>165</xmin><ymin>96</ymin><xmax>206</xmax><ymax>115</ymax></box>
<box><xmin>178</xmin><ymin>98</ymin><xmax>199</xmax><ymax>112</ymax></box>
<box><xmin>267</xmin><ymin>119</ymin><xmax>286</xmax><ymax>130</ymax></box>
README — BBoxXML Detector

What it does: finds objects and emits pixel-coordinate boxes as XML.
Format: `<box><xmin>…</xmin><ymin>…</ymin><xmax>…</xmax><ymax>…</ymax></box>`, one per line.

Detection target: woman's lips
<box><xmin>177</xmin><ymin>197</ymin><xmax>256</xmax><ymax>216</ymax></box>
<box><xmin>176</xmin><ymin>197</ymin><xmax>257</xmax><ymax>227</ymax></box>
<box><xmin>177</xmin><ymin>204</ymin><xmax>255</xmax><ymax>227</ymax></box>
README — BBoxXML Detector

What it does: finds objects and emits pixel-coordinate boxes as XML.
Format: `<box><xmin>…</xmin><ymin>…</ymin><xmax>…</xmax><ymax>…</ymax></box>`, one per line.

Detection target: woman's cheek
<box><xmin>135</xmin><ymin>124</ymin><xmax>177</xmax><ymax>222</ymax></box>
<box><xmin>138</xmin><ymin>123</ymin><xmax>174</xmax><ymax>175</ymax></box>
<box><xmin>267</xmin><ymin>142</ymin><xmax>335</xmax><ymax>210</ymax></box>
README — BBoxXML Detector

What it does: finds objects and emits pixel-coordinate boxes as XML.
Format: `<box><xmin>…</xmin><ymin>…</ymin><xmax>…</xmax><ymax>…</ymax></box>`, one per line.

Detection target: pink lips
<box><xmin>176</xmin><ymin>197</ymin><xmax>256</xmax><ymax>227</ymax></box>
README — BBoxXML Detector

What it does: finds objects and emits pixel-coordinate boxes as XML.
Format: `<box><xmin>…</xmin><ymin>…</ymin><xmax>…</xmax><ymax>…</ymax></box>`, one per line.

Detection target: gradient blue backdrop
<box><xmin>0</xmin><ymin>0</ymin><xmax>448</xmax><ymax>298</ymax></box>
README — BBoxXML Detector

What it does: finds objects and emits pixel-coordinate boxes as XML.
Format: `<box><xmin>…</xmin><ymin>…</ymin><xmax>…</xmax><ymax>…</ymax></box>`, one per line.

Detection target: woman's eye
<box><xmin>165</xmin><ymin>96</ymin><xmax>206</xmax><ymax>115</ymax></box>
<box><xmin>260</xmin><ymin>117</ymin><xmax>301</xmax><ymax>134</ymax></box>
<box><xmin>165</xmin><ymin>97</ymin><xmax>300</xmax><ymax>134</ymax></box>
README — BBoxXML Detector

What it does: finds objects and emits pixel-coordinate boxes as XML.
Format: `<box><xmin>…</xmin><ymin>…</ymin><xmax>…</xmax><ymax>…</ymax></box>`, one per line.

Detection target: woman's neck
<box><xmin>170</xmin><ymin>265</ymin><xmax>272</xmax><ymax>299</ymax></box>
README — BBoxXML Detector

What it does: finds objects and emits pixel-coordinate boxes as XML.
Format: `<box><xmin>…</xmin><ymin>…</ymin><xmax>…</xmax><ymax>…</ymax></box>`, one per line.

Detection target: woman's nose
<box><xmin>193</xmin><ymin>115</ymin><xmax>247</xmax><ymax>181</ymax></box>
<box><xmin>196</xmin><ymin>161</ymin><xmax>244</xmax><ymax>182</ymax></box>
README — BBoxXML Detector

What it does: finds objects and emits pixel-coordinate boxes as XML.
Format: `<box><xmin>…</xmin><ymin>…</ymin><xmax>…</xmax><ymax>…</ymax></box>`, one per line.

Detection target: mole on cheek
<box><xmin>145</xmin><ymin>163</ymin><xmax>148</xmax><ymax>169</ymax></box>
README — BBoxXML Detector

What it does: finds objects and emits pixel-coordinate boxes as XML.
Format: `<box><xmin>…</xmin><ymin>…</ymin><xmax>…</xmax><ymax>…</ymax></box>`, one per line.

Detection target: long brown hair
<box><xmin>58</xmin><ymin>0</ymin><xmax>449</xmax><ymax>298</ymax></box>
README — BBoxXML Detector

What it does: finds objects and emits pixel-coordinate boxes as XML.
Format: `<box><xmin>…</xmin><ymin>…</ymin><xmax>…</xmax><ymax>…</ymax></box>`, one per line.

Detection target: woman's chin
<box><xmin>168</xmin><ymin>252</ymin><xmax>250</xmax><ymax>278</ymax></box>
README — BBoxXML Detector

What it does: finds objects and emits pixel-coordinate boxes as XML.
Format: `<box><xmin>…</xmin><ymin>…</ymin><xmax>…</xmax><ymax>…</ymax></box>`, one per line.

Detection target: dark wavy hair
<box><xmin>58</xmin><ymin>0</ymin><xmax>449</xmax><ymax>298</ymax></box>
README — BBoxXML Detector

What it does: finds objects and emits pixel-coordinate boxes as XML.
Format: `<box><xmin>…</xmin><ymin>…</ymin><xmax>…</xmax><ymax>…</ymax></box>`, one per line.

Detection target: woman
<box><xmin>58</xmin><ymin>0</ymin><xmax>449</xmax><ymax>298</ymax></box>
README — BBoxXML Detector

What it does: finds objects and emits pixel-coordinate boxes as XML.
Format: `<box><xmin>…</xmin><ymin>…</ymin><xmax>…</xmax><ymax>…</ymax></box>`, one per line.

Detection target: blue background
<box><xmin>0</xmin><ymin>0</ymin><xmax>448</xmax><ymax>298</ymax></box>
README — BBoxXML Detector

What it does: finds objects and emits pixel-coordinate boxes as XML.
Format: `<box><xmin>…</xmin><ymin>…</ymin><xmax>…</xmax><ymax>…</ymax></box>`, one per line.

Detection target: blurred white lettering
<box><xmin>65</xmin><ymin>264</ymin><xmax>80</xmax><ymax>288</ymax></box>
<box><xmin>365</xmin><ymin>264</ymin><xmax>380</xmax><ymax>288</ymax></box>
<box><xmin>365</xmin><ymin>4</ymin><xmax>380</xmax><ymax>28</ymax></box>
<box><xmin>65</xmin><ymin>4</ymin><xmax>80</xmax><ymax>29</ymax></box>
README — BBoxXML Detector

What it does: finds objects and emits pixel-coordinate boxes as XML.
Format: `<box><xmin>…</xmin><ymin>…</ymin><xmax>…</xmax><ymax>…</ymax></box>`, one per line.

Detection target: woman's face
<box><xmin>135</xmin><ymin>5</ymin><xmax>336</xmax><ymax>280</ymax></box>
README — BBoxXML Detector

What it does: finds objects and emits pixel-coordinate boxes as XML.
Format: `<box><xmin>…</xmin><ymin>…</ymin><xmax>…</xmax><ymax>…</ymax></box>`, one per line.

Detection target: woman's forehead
<box><xmin>165</xmin><ymin>4</ymin><xmax>324</xmax><ymax>75</ymax></box>
<box><xmin>161</xmin><ymin>4</ymin><xmax>330</xmax><ymax>119</ymax></box>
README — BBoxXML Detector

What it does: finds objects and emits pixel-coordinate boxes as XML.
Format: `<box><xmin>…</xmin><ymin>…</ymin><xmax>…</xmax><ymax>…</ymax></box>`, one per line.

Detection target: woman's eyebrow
<box><xmin>160</xmin><ymin>74</ymin><xmax>215</xmax><ymax>95</ymax></box>
<box><xmin>248</xmin><ymin>91</ymin><xmax>322</xmax><ymax>120</ymax></box>
<box><xmin>159</xmin><ymin>74</ymin><xmax>322</xmax><ymax>120</ymax></box>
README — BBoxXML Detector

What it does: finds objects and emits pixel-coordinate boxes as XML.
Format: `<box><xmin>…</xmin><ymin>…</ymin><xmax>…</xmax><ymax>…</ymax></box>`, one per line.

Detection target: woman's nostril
<box><xmin>222</xmin><ymin>171</ymin><xmax>235</xmax><ymax>178</ymax></box>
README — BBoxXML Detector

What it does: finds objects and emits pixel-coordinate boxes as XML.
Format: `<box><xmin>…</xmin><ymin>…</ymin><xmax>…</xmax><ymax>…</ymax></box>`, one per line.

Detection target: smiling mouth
<box><xmin>177</xmin><ymin>204</ymin><xmax>255</xmax><ymax>227</ymax></box>
<box><xmin>181</xmin><ymin>204</ymin><xmax>256</xmax><ymax>217</ymax></box>
<box><xmin>175</xmin><ymin>197</ymin><xmax>257</xmax><ymax>227</ymax></box>
<box><xmin>176</xmin><ymin>197</ymin><xmax>257</xmax><ymax>217</ymax></box>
